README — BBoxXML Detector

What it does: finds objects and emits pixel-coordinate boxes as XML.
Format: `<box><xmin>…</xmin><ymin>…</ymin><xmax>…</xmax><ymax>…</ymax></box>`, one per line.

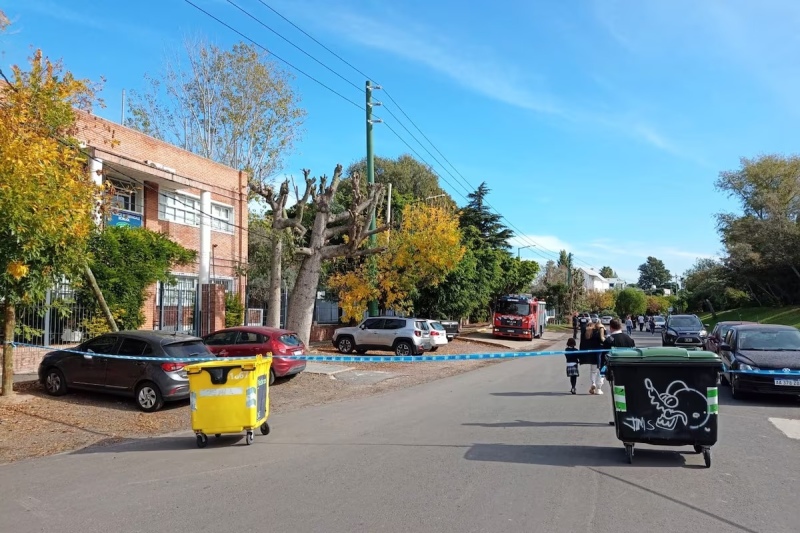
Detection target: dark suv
<box><xmin>38</xmin><ymin>331</ymin><xmax>212</xmax><ymax>412</ymax></box>
<box><xmin>662</xmin><ymin>314</ymin><xmax>709</xmax><ymax>349</ymax></box>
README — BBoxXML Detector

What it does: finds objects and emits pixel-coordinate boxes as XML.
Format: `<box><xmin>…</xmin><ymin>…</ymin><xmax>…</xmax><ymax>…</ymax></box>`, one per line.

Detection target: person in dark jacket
<box><xmin>564</xmin><ymin>337</ymin><xmax>580</xmax><ymax>394</ymax></box>
<box><xmin>572</xmin><ymin>312</ymin><xmax>578</xmax><ymax>339</ymax></box>
<box><xmin>603</xmin><ymin>318</ymin><xmax>636</xmax><ymax>425</ymax></box>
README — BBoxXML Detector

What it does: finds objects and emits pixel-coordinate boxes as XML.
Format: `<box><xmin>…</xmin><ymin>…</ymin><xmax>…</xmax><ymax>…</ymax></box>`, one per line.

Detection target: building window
<box><xmin>159</xmin><ymin>191</ymin><xmax>200</xmax><ymax>227</ymax></box>
<box><xmin>109</xmin><ymin>178</ymin><xmax>141</xmax><ymax>213</ymax></box>
<box><xmin>210</xmin><ymin>203</ymin><xmax>234</xmax><ymax>233</ymax></box>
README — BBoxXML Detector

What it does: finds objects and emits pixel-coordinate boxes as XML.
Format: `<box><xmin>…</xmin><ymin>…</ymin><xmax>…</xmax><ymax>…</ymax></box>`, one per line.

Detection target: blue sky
<box><xmin>2</xmin><ymin>0</ymin><xmax>799</xmax><ymax>282</ymax></box>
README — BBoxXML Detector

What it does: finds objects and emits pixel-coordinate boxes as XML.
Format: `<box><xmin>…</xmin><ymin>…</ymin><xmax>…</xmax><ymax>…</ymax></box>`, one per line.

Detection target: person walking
<box><xmin>564</xmin><ymin>337</ymin><xmax>580</xmax><ymax>394</ymax></box>
<box><xmin>604</xmin><ymin>318</ymin><xmax>636</xmax><ymax>425</ymax></box>
<box><xmin>637</xmin><ymin>314</ymin><xmax>645</xmax><ymax>332</ymax></box>
<box><xmin>649</xmin><ymin>316</ymin><xmax>656</xmax><ymax>335</ymax></box>
<box><xmin>580</xmin><ymin>317</ymin><xmax>606</xmax><ymax>395</ymax></box>
<box><xmin>625</xmin><ymin>315</ymin><xmax>634</xmax><ymax>335</ymax></box>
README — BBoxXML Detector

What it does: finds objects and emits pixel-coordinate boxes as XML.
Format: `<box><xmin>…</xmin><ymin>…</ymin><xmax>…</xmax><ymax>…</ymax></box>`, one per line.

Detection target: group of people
<box><xmin>564</xmin><ymin>316</ymin><xmax>635</xmax><ymax>409</ymax></box>
<box><xmin>623</xmin><ymin>315</ymin><xmax>657</xmax><ymax>335</ymax></box>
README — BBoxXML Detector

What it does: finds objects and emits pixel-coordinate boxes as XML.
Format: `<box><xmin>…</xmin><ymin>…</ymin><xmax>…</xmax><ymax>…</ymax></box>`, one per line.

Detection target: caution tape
<box><xmin>9</xmin><ymin>342</ymin><xmax>800</xmax><ymax>376</ymax></box>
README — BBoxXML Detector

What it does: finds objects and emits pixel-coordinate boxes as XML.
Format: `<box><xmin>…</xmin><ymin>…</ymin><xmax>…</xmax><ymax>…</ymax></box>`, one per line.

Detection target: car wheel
<box><xmin>44</xmin><ymin>368</ymin><xmax>68</xmax><ymax>396</ymax></box>
<box><xmin>395</xmin><ymin>341</ymin><xmax>413</xmax><ymax>356</ymax></box>
<box><xmin>269</xmin><ymin>368</ymin><xmax>275</xmax><ymax>386</ymax></box>
<box><xmin>337</xmin><ymin>337</ymin><xmax>354</xmax><ymax>354</ymax></box>
<box><xmin>135</xmin><ymin>381</ymin><xmax>164</xmax><ymax>412</ymax></box>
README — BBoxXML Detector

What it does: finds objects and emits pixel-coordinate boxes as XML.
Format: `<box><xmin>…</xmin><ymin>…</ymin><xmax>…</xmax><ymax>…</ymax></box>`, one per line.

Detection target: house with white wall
<box><xmin>581</xmin><ymin>268</ymin><xmax>610</xmax><ymax>292</ymax></box>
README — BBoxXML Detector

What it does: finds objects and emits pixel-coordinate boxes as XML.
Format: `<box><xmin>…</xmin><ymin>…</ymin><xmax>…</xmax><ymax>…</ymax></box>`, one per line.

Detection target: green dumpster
<box><xmin>606</xmin><ymin>347</ymin><xmax>723</xmax><ymax>467</ymax></box>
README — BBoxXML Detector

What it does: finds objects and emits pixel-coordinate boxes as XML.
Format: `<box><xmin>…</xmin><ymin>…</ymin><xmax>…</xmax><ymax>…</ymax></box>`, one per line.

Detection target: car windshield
<box><xmin>164</xmin><ymin>340</ymin><xmax>212</xmax><ymax>358</ymax></box>
<box><xmin>738</xmin><ymin>329</ymin><xmax>800</xmax><ymax>350</ymax></box>
<box><xmin>654</xmin><ymin>316</ymin><xmax>665</xmax><ymax>322</ymax></box>
<box><xmin>669</xmin><ymin>317</ymin><xmax>702</xmax><ymax>328</ymax></box>
<box><xmin>496</xmin><ymin>301</ymin><xmax>531</xmax><ymax>316</ymax></box>
<box><xmin>278</xmin><ymin>333</ymin><xmax>303</xmax><ymax>347</ymax></box>
<box><xmin>430</xmin><ymin>322</ymin><xmax>446</xmax><ymax>331</ymax></box>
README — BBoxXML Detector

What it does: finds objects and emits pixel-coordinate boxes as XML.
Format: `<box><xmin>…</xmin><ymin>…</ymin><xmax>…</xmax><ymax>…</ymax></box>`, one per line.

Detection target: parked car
<box><xmin>437</xmin><ymin>319</ymin><xmax>460</xmax><ymax>340</ymax></box>
<box><xmin>38</xmin><ymin>331</ymin><xmax>212</xmax><ymax>412</ymax></box>
<box><xmin>652</xmin><ymin>316</ymin><xmax>666</xmax><ymax>330</ymax></box>
<box><xmin>332</xmin><ymin>317</ymin><xmax>431</xmax><ymax>356</ymax></box>
<box><xmin>425</xmin><ymin>320</ymin><xmax>449</xmax><ymax>351</ymax></box>
<box><xmin>718</xmin><ymin>324</ymin><xmax>800</xmax><ymax>399</ymax></box>
<box><xmin>661</xmin><ymin>314</ymin><xmax>709</xmax><ymax>348</ymax></box>
<box><xmin>600</xmin><ymin>315</ymin><xmax>613</xmax><ymax>326</ymax></box>
<box><xmin>202</xmin><ymin>326</ymin><xmax>306</xmax><ymax>385</ymax></box>
<box><xmin>704</xmin><ymin>321</ymin><xmax>753</xmax><ymax>353</ymax></box>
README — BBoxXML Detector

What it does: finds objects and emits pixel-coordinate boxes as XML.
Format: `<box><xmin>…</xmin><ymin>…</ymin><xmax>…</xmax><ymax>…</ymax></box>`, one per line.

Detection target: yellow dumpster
<box><xmin>186</xmin><ymin>353</ymin><xmax>272</xmax><ymax>448</ymax></box>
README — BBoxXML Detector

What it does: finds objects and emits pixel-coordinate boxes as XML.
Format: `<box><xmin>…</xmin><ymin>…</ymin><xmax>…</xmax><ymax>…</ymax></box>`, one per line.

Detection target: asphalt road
<box><xmin>1</xmin><ymin>329</ymin><xmax>798</xmax><ymax>533</ymax></box>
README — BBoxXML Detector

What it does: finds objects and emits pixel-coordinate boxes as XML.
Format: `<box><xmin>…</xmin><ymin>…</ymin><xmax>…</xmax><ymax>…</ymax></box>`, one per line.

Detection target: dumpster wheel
<box><xmin>624</xmin><ymin>443</ymin><xmax>634</xmax><ymax>464</ymax></box>
<box><xmin>245</xmin><ymin>431</ymin><xmax>254</xmax><ymax>445</ymax></box>
<box><xmin>703</xmin><ymin>448</ymin><xmax>711</xmax><ymax>468</ymax></box>
<box><xmin>196</xmin><ymin>433</ymin><xmax>208</xmax><ymax>448</ymax></box>
<box><xmin>260</xmin><ymin>422</ymin><xmax>270</xmax><ymax>435</ymax></box>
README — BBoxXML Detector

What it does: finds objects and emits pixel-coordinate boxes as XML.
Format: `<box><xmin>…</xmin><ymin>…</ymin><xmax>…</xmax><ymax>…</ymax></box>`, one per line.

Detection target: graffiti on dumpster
<box><xmin>622</xmin><ymin>416</ymin><xmax>655</xmax><ymax>432</ymax></box>
<box><xmin>644</xmin><ymin>378</ymin><xmax>711</xmax><ymax>432</ymax></box>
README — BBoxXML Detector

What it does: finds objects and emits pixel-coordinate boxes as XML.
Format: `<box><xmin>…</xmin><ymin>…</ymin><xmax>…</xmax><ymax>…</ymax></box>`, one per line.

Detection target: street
<box><xmin>1</xmin><ymin>329</ymin><xmax>798</xmax><ymax>533</ymax></box>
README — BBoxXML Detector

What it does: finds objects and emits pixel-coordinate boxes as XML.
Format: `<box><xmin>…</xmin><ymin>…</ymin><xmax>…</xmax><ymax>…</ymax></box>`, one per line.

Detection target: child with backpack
<box><xmin>565</xmin><ymin>337</ymin><xmax>580</xmax><ymax>395</ymax></box>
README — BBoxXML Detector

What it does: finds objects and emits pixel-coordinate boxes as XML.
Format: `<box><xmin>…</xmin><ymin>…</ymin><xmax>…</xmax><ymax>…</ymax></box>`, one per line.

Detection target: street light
<box><xmin>517</xmin><ymin>244</ymin><xmax>535</xmax><ymax>259</ymax></box>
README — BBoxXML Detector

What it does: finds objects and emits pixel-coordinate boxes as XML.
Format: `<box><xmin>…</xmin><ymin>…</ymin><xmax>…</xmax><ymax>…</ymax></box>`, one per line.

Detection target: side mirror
<box><xmin>359</xmin><ymin>324</ymin><xmax>366</xmax><ymax>330</ymax></box>
<box><xmin>719</xmin><ymin>343</ymin><xmax>731</xmax><ymax>352</ymax></box>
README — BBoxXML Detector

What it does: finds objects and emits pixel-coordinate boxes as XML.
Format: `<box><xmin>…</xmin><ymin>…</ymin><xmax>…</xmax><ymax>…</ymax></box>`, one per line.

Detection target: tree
<box><xmin>127</xmin><ymin>38</ymin><xmax>305</xmax><ymax>184</ymax></box>
<box><xmin>285</xmin><ymin>166</ymin><xmax>386</xmax><ymax>345</ymax></box>
<box><xmin>328</xmin><ymin>204</ymin><xmax>464</xmax><ymax>321</ymax></box>
<box><xmin>615</xmin><ymin>288</ymin><xmax>647</xmax><ymax>318</ymax></box>
<box><xmin>530</xmin><ymin>252</ymin><xmax>584</xmax><ymax>317</ymax></box>
<box><xmin>715</xmin><ymin>155</ymin><xmax>800</xmax><ymax>305</ymax></box>
<box><xmin>0</xmin><ymin>51</ymin><xmax>99</xmax><ymax>395</ymax></box>
<box><xmin>599</xmin><ymin>266</ymin><xmax>616</xmax><ymax>279</ymax></box>
<box><xmin>586</xmin><ymin>290</ymin><xmax>616</xmax><ymax>313</ymax></box>
<box><xmin>459</xmin><ymin>182</ymin><xmax>513</xmax><ymax>249</ymax></box>
<box><xmin>646</xmin><ymin>295</ymin><xmax>670</xmax><ymax>315</ymax></box>
<box><xmin>76</xmin><ymin>227</ymin><xmax>196</xmax><ymax>331</ymax></box>
<box><xmin>637</xmin><ymin>257</ymin><xmax>671</xmax><ymax>290</ymax></box>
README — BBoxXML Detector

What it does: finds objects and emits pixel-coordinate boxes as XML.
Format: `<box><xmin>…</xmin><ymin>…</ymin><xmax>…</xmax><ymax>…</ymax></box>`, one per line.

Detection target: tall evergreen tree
<box><xmin>459</xmin><ymin>182</ymin><xmax>513</xmax><ymax>249</ymax></box>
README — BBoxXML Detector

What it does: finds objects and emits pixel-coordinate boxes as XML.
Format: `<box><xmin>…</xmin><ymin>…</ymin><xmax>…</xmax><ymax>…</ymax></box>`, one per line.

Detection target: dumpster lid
<box><xmin>608</xmin><ymin>347</ymin><xmax>721</xmax><ymax>363</ymax></box>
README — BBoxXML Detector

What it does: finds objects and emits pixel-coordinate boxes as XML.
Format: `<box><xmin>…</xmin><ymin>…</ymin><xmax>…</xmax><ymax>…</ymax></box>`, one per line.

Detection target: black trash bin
<box><xmin>606</xmin><ymin>347</ymin><xmax>723</xmax><ymax>467</ymax></box>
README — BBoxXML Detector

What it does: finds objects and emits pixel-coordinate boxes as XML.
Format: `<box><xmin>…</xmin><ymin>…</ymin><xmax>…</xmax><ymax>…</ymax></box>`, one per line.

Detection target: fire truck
<box><xmin>492</xmin><ymin>295</ymin><xmax>547</xmax><ymax>340</ymax></box>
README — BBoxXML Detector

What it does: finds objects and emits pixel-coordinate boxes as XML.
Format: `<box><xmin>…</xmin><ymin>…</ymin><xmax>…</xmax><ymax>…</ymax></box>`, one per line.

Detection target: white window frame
<box><xmin>159</xmin><ymin>190</ymin><xmax>200</xmax><ymax>227</ymax></box>
<box><xmin>210</xmin><ymin>202</ymin><xmax>234</xmax><ymax>234</ymax></box>
<box><xmin>108</xmin><ymin>176</ymin><xmax>142</xmax><ymax>214</ymax></box>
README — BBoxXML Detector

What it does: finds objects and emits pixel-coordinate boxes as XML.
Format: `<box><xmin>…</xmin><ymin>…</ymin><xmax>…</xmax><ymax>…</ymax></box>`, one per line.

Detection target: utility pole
<box><xmin>566</xmin><ymin>253</ymin><xmax>574</xmax><ymax>315</ymax></box>
<box><xmin>366</xmin><ymin>80</ymin><xmax>382</xmax><ymax>317</ymax></box>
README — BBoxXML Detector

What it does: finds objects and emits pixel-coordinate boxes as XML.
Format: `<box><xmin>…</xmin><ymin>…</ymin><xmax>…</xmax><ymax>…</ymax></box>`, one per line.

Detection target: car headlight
<box><xmin>699</xmin><ymin>329</ymin><xmax>707</xmax><ymax>337</ymax></box>
<box><xmin>738</xmin><ymin>363</ymin><xmax>758</xmax><ymax>371</ymax></box>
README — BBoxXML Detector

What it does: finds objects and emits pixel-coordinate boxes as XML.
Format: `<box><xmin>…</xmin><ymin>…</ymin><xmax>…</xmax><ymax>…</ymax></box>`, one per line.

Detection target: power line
<box><xmin>238</xmin><ymin>2</ymin><xmax>576</xmax><ymax>265</ymax></box>
<box><xmin>224</xmin><ymin>0</ymin><xmax>362</xmax><ymax>92</ymax></box>
<box><xmin>183</xmin><ymin>0</ymin><xmax>362</xmax><ymax>110</ymax></box>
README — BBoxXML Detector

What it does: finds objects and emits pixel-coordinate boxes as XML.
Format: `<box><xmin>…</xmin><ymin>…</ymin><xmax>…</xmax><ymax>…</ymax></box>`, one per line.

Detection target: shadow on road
<box><xmin>491</xmin><ymin>391</ymin><xmax>572</xmax><ymax>397</ymax></box>
<box><xmin>464</xmin><ymin>443</ymin><xmax>695</xmax><ymax>468</ymax></box>
<box><xmin>71</xmin><ymin>433</ymin><xmax>251</xmax><ymax>454</ymax></box>
<box><xmin>463</xmin><ymin>420</ymin><xmax>609</xmax><ymax>428</ymax></box>
<box><xmin>717</xmin><ymin>384</ymin><xmax>800</xmax><ymax>408</ymax></box>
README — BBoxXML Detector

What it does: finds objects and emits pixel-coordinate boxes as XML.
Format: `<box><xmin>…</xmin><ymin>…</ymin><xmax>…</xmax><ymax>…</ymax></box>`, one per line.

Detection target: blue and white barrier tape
<box><xmin>9</xmin><ymin>342</ymin><xmax>800</xmax><ymax>376</ymax></box>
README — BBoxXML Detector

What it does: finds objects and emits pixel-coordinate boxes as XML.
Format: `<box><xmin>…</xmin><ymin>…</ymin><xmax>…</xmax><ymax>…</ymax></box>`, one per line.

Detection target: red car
<box><xmin>202</xmin><ymin>326</ymin><xmax>306</xmax><ymax>384</ymax></box>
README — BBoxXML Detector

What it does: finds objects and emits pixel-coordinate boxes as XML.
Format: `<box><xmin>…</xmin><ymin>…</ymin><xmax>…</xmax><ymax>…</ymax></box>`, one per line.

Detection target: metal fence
<box><xmin>14</xmin><ymin>280</ymin><xmax>93</xmax><ymax>346</ymax></box>
<box><xmin>153</xmin><ymin>280</ymin><xmax>197</xmax><ymax>334</ymax></box>
<box><xmin>244</xmin><ymin>287</ymin><xmax>340</xmax><ymax>328</ymax></box>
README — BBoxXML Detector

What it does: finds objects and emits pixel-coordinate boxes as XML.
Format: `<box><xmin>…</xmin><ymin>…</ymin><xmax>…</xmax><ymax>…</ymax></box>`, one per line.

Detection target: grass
<box><xmin>698</xmin><ymin>306</ymin><xmax>800</xmax><ymax>329</ymax></box>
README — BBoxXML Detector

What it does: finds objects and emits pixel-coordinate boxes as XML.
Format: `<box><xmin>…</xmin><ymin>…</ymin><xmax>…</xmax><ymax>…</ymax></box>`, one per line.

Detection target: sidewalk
<box><xmin>460</xmin><ymin>328</ymin><xmax>569</xmax><ymax>351</ymax></box>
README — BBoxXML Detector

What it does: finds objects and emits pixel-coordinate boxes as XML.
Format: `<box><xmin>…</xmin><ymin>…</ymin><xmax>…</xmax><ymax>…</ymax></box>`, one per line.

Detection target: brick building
<box><xmin>76</xmin><ymin>111</ymin><xmax>249</xmax><ymax>334</ymax></box>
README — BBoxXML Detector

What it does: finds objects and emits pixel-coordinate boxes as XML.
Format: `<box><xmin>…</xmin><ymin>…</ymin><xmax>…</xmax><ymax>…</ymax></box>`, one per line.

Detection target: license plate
<box><xmin>775</xmin><ymin>379</ymin><xmax>800</xmax><ymax>386</ymax></box>
<box><xmin>504</xmin><ymin>329</ymin><xmax>516</xmax><ymax>333</ymax></box>
<box><xmin>680</xmin><ymin>338</ymin><xmax>695</xmax><ymax>343</ymax></box>
<box><xmin>294</xmin><ymin>350</ymin><xmax>303</xmax><ymax>356</ymax></box>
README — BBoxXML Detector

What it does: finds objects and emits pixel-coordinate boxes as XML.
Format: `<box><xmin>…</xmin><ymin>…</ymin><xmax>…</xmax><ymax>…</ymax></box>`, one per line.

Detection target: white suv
<box><xmin>332</xmin><ymin>317</ymin><xmax>431</xmax><ymax>356</ymax></box>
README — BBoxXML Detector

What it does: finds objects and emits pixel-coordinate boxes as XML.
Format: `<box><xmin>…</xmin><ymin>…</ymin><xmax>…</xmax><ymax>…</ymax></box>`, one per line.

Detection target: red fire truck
<box><xmin>492</xmin><ymin>295</ymin><xmax>547</xmax><ymax>340</ymax></box>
